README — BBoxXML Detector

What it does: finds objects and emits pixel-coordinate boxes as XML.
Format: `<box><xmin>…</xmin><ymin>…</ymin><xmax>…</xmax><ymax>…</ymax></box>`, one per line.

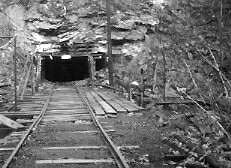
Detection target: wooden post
<box><xmin>20</xmin><ymin>63</ymin><xmax>32</xmax><ymax>100</ymax></box>
<box><xmin>128</xmin><ymin>87</ymin><xmax>131</xmax><ymax>101</ymax></box>
<box><xmin>13</xmin><ymin>36</ymin><xmax>17</xmax><ymax>112</ymax></box>
<box><xmin>219</xmin><ymin>0</ymin><xmax>224</xmax><ymax>65</ymax></box>
<box><xmin>140</xmin><ymin>68</ymin><xmax>144</xmax><ymax>107</ymax></box>
<box><xmin>152</xmin><ymin>56</ymin><xmax>159</xmax><ymax>93</ymax></box>
<box><xmin>92</xmin><ymin>58</ymin><xmax>95</xmax><ymax>86</ymax></box>
<box><xmin>89</xmin><ymin>55</ymin><xmax>95</xmax><ymax>87</ymax></box>
<box><xmin>32</xmin><ymin>56</ymin><xmax>37</xmax><ymax>94</ymax></box>
<box><xmin>31</xmin><ymin>64</ymin><xmax>35</xmax><ymax>95</ymax></box>
<box><xmin>162</xmin><ymin>49</ymin><xmax>166</xmax><ymax>102</ymax></box>
<box><xmin>158</xmin><ymin>13</ymin><xmax>166</xmax><ymax>102</ymax></box>
<box><xmin>18</xmin><ymin>54</ymin><xmax>30</xmax><ymax>95</ymax></box>
<box><xmin>35</xmin><ymin>58</ymin><xmax>39</xmax><ymax>92</ymax></box>
<box><xmin>106</xmin><ymin>0</ymin><xmax>114</xmax><ymax>86</ymax></box>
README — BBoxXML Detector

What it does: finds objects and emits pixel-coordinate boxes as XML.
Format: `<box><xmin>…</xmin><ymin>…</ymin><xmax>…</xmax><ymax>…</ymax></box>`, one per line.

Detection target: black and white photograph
<box><xmin>0</xmin><ymin>0</ymin><xmax>231</xmax><ymax>167</ymax></box>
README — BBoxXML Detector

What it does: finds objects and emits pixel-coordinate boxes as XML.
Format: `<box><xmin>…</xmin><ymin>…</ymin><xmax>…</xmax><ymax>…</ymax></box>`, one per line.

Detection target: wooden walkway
<box><xmin>0</xmin><ymin>87</ymin><xmax>142</xmax><ymax>124</ymax></box>
<box><xmin>84</xmin><ymin>88</ymin><xmax>143</xmax><ymax>116</ymax></box>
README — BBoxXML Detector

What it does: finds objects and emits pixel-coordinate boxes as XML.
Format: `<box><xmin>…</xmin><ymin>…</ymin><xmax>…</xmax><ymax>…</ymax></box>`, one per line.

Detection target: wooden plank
<box><xmin>15</xmin><ymin>110</ymin><xmax>41</xmax><ymax>113</ymax></box>
<box><xmin>36</xmin><ymin>159</ymin><xmax>114</xmax><ymax>164</ymax></box>
<box><xmin>51</xmin><ymin>94</ymin><xmax>78</xmax><ymax>96</ymax></box>
<box><xmin>0</xmin><ymin>148</ymin><xmax>15</xmax><ymax>151</ymax></box>
<box><xmin>42</xmin><ymin>116</ymin><xmax>88</xmax><ymax>120</ymax></box>
<box><xmin>43</xmin><ymin>146</ymin><xmax>108</xmax><ymax>150</ymax></box>
<box><xmin>42</xmin><ymin>145</ymin><xmax>139</xmax><ymax>150</ymax></box>
<box><xmin>47</xmin><ymin>107</ymin><xmax>86</xmax><ymax>110</ymax></box>
<box><xmin>22</xmin><ymin>96</ymin><xmax>48</xmax><ymax>99</ymax></box>
<box><xmin>0</xmin><ymin>112</ymin><xmax>39</xmax><ymax>116</ymax></box>
<box><xmin>19</xmin><ymin>101</ymin><xmax>44</xmax><ymax>104</ymax></box>
<box><xmin>106</xmin><ymin>91</ymin><xmax>142</xmax><ymax>112</ymax></box>
<box><xmin>120</xmin><ymin>98</ymin><xmax>143</xmax><ymax>110</ymax></box>
<box><xmin>109</xmin><ymin>91</ymin><xmax>143</xmax><ymax>110</ymax></box>
<box><xmin>96</xmin><ymin>91</ymin><xmax>127</xmax><ymax>113</ymax></box>
<box><xmin>48</xmin><ymin>104</ymin><xmax>82</xmax><ymax>107</ymax></box>
<box><xmin>46</xmin><ymin>111</ymin><xmax>88</xmax><ymax>115</ymax></box>
<box><xmin>90</xmin><ymin>91</ymin><xmax>117</xmax><ymax>115</ymax></box>
<box><xmin>45</xmin><ymin>112</ymin><xmax>89</xmax><ymax>115</ymax></box>
<box><xmin>62</xmin><ymin>129</ymin><xmax>115</xmax><ymax>134</ymax></box>
<box><xmin>114</xmin><ymin>99</ymin><xmax>138</xmax><ymax>112</ymax></box>
<box><xmin>18</xmin><ymin>105</ymin><xmax>42</xmax><ymax>108</ymax></box>
<box><xmin>46</xmin><ymin>109</ymin><xmax>87</xmax><ymax>112</ymax></box>
<box><xmin>42</xmin><ymin>114</ymin><xmax>90</xmax><ymax>119</ymax></box>
<box><xmin>107</xmin><ymin>101</ymin><xmax>128</xmax><ymax>113</ymax></box>
<box><xmin>43</xmin><ymin>113</ymin><xmax>91</xmax><ymax>120</ymax></box>
<box><xmin>49</xmin><ymin>101</ymin><xmax>78</xmax><ymax>104</ymax></box>
<box><xmin>0</xmin><ymin>114</ymin><xmax>24</xmax><ymax>129</ymax></box>
<box><xmin>86</xmin><ymin>92</ymin><xmax>105</xmax><ymax>115</ymax></box>
<box><xmin>16</xmin><ymin>119</ymin><xmax>34</xmax><ymax>124</ymax></box>
<box><xmin>41</xmin><ymin>118</ymin><xmax>90</xmax><ymax>122</ymax></box>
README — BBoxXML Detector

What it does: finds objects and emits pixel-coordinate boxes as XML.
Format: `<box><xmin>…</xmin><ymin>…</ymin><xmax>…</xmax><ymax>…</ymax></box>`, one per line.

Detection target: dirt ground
<box><xmin>99</xmin><ymin>109</ymin><xmax>173</xmax><ymax>168</ymax></box>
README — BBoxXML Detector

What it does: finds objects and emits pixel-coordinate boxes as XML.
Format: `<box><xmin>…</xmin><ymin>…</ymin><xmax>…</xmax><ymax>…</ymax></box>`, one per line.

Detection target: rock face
<box><xmin>24</xmin><ymin>0</ymin><xmax>159</xmax><ymax>59</ymax></box>
<box><xmin>0</xmin><ymin>0</ymin><xmax>162</xmax><ymax>96</ymax></box>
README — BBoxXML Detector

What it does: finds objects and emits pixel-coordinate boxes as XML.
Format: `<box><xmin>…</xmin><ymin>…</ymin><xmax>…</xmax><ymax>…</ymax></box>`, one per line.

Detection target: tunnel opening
<box><xmin>41</xmin><ymin>56</ymin><xmax>90</xmax><ymax>82</ymax></box>
<box><xmin>41</xmin><ymin>55</ymin><xmax>106</xmax><ymax>82</ymax></box>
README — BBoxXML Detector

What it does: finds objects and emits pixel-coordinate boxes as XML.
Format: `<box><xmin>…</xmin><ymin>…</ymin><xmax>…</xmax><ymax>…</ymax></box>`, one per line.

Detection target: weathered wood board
<box><xmin>95</xmin><ymin>91</ymin><xmax>127</xmax><ymax>113</ymax></box>
<box><xmin>0</xmin><ymin>114</ymin><xmax>24</xmax><ymax>129</ymax></box>
<box><xmin>90</xmin><ymin>91</ymin><xmax>117</xmax><ymax>115</ymax></box>
<box><xmin>86</xmin><ymin>92</ymin><xmax>105</xmax><ymax>116</ymax></box>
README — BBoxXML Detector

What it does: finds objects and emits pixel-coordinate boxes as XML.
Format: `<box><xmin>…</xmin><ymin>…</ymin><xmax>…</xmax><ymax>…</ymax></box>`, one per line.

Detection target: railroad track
<box><xmin>1</xmin><ymin>84</ymin><xmax>131</xmax><ymax>168</ymax></box>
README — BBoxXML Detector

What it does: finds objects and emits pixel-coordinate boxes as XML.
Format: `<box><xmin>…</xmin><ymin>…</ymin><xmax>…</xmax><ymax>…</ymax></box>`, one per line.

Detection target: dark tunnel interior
<box><xmin>41</xmin><ymin>56</ymin><xmax>105</xmax><ymax>82</ymax></box>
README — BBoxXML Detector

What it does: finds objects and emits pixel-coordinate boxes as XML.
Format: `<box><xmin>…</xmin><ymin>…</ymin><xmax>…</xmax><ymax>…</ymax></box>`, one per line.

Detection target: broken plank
<box><xmin>0</xmin><ymin>114</ymin><xmax>24</xmax><ymax>129</ymax></box>
<box><xmin>90</xmin><ymin>91</ymin><xmax>117</xmax><ymax>115</ymax></box>
<box><xmin>106</xmin><ymin>91</ymin><xmax>142</xmax><ymax>112</ymax></box>
<box><xmin>113</xmin><ymin>93</ymin><xmax>144</xmax><ymax>110</ymax></box>
<box><xmin>114</xmin><ymin>99</ymin><xmax>138</xmax><ymax>112</ymax></box>
<box><xmin>96</xmin><ymin>91</ymin><xmax>127</xmax><ymax>113</ymax></box>
<box><xmin>86</xmin><ymin>92</ymin><xmax>105</xmax><ymax>115</ymax></box>
<box><xmin>121</xmin><ymin>99</ymin><xmax>144</xmax><ymax>110</ymax></box>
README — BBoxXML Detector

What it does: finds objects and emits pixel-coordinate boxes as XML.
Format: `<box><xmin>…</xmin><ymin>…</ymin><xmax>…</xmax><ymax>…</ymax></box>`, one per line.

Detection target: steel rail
<box><xmin>2</xmin><ymin>85</ymin><xmax>54</xmax><ymax>168</ymax></box>
<box><xmin>75</xmin><ymin>86</ymin><xmax>130</xmax><ymax>168</ymax></box>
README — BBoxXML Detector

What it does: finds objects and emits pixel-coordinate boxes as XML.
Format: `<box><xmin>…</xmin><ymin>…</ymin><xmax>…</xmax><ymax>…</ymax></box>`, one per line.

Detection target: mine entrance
<box><xmin>41</xmin><ymin>56</ymin><xmax>90</xmax><ymax>82</ymax></box>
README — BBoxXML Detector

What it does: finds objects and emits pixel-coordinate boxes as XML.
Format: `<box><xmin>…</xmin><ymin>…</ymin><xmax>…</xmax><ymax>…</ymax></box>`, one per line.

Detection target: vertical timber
<box><xmin>140</xmin><ymin>68</ymin><xmax>144</xmax><ymax>107</ymax></box>
<box><xmin>13</xmin><ymin>36</ymin><xmax>17</xmax><ymax>111</ymax></box>
<box><xmin>159</xmin><ymin>13</ymin><xmax>166</xmax><ymax>102</ymax></box>
<box><xmin>106</xmin><ymin>0</ymin><xmax>114</xmax><ymax>86</ymax></box>
<box><xmin>162</xmin><ymin>49</ymin><xmax>166</xmax><ymax>102</ymax></box>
